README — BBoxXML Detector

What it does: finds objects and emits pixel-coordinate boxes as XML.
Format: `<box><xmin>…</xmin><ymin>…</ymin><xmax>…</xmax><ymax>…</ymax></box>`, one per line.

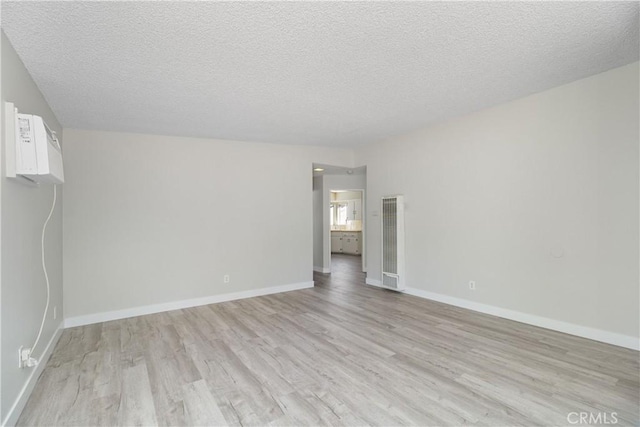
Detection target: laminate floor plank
<box><xmin>119</xmin><ymin>362</ymin><xmax>158</xmax><ymax>427</ymax></box>
<box><xmin>16</xmin><ymin>254</ymin><xmax>639</xmax><ymax>426</ymax></box>
<box><xmin>182</xmin><ymin>379</ymin><xmax>228</xmax><ymax>427</ymax></box>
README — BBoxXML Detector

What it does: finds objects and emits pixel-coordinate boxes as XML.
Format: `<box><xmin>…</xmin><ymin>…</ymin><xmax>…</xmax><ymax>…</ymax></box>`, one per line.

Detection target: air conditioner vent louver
<box><xmin>381</xmin><ymin>195</ymin><xmax>405</xmax><ymax>291</ymax></box>
<box><xmin>382</xmin><ymin>274</ymin><xmax>399</xmax><ymax>288</ymax></box>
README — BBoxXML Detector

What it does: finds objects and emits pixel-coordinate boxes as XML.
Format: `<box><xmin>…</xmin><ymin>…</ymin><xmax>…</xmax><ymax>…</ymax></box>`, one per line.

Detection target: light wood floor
<box><xmin>18</xmin><ymin>254</ymin><xmax>639</xmax><ymax>426</ymax></box>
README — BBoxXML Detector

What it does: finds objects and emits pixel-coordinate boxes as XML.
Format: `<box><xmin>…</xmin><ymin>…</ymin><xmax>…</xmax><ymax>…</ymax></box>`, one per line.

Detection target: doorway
<box><xmin>311</xmin><ymin>164</ymin><xmax>366</xmax><ymax>280</ymax></box>
<box><xmin>329</xmin><ymin>190</ymin><xmax>364</xmax><ymax>272</ymax></box>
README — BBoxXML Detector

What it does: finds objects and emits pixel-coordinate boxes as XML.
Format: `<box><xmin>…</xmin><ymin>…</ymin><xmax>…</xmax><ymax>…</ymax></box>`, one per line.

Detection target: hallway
<box><xmin>313</xmin><ymin>254</ymin><xmax>365</xmax><ymax>289</ymax></box>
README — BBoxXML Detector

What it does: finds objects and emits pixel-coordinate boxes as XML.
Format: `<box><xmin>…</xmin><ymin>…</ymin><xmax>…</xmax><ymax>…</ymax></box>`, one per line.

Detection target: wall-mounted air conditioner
<box><xmin>4</xmin><ymin>102</ymin><xmax>64</xmax><ymax>185</ymax></box>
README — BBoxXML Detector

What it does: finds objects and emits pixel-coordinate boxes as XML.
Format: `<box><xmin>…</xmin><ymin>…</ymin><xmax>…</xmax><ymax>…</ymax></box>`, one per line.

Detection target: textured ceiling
<box><xmin>2</xmin><ymin>1</ymin><xmax>638</xmax><ymax>147</ymax></box>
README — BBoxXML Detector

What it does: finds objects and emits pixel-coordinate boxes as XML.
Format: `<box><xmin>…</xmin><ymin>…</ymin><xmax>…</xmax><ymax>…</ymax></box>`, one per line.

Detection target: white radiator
<box><xmin>381</xmin><ymin>195</ymin><xmax>405</xmax><ymax>291</ymax></box>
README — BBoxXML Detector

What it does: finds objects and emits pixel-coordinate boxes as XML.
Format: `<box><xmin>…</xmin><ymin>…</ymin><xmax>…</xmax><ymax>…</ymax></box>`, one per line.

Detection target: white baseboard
<box><xmin>403</xmin><ymin>287</ymin><xmax>640</xmax><ymax>351</ymax></box>
<box><xmin>313</xmin><ymin>266</ymin><xmax>331</xmax><ymax>273</ymax></box>
<box><xmin>2</xmin><ymin>322</ymin><xmax>64</xmax><ymax>427</ymax></box>
<box><xmin>64</xmin><ymin>281</ymin><xmax>314</xmax><ymax>328</ymax></box>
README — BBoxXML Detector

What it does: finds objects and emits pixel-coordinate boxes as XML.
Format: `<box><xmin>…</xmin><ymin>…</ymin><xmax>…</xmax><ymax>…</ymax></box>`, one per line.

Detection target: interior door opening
<box><xmin>311</xmin><ymin>164</ymin><xmax>367</xmax><ymax>284</ymax></box>
<box><xmin>329</xmin><ymin>189</ymin><xmax>364</xmax><ymax>270</ymax></box>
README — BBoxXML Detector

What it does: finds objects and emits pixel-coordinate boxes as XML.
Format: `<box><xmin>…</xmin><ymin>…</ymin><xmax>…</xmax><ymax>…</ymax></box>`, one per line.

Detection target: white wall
<box><xmin>62</xmin><ymin>129</ymin><xmax>352</xmax><ymax>320</ymax></box>
<box><xmin>1</xmin><ymin>32</ymin><xmax>64</xmax><ymax>423</ymax></box>
<box><xmin>356</xmin><ymin>62</ymin><xmax>639</xmax><ymax>340</ymax></box>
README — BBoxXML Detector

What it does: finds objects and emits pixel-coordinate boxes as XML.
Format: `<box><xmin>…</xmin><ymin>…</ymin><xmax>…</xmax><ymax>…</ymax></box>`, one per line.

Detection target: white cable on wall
<box><xmin>29</xmin><ymin>184</ymin><xmax>57</xmax><ymax>361</ymax></box>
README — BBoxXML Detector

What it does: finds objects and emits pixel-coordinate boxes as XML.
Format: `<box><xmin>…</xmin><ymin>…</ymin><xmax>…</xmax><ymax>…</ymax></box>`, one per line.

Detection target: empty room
<box><xmin>1</xmin><ymin>1</ymin><xmax>639</xmax><ymax>426</ymax></box>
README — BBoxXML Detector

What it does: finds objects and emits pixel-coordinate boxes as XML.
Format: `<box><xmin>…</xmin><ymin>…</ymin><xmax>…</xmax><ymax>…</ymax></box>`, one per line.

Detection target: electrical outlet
<box><xmin>469</xmin><ymin>281</ymin><xmax>476</xmax><ymax>290</ymax></box>
<box><xmin>53</xmin><ymin>306</ymin><xmax>57</xmax><ymax>320</ymax></box>
<box><xmin>18</xmin><ymin>346</ymin><xmax>37</xmax><ymax>368</ymax></box>
<box><xmin>224</xmin><ymin>274</ymin><xmax>230</xmax><ymax>283</ymax></box>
